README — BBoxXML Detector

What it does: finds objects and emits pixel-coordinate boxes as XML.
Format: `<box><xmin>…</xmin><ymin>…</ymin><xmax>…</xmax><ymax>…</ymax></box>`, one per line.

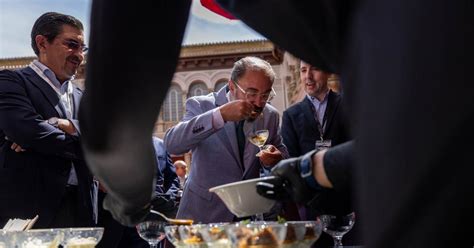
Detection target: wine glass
<box><xmin>136</xmin><ymin>221</ymin><xmax>167</xmax><ymax>248</ymax></box>
<box><xmin>320</xmin><ymin>212</ymin><xmax>355</xmax><ymax>248</ymax></box>
<box><xmin>247</xmin><ymin>129</ymin><xmax>270</xmax><ymax>157</ymax></box>
<box><xmin>246</xmin><ymin>128</ymin><xmax>267</xmax><ymax>223</ymax></box>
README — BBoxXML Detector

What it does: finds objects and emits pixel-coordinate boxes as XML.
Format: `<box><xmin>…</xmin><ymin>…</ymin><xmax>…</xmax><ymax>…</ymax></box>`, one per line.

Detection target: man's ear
<box><xmin>35</xmin><ymin>35</ymin><xmax>48</xmax><ymax>53</ymax></box>
<box><xmin>228</xmin><ymin>80</ymin><xmax>235</xmax><ymax>92</ymax></box>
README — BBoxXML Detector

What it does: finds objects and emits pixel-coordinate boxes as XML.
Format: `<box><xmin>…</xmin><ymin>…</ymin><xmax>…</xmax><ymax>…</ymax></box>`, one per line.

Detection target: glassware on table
<box><xmin>178</xmin><ymin>224</ymin><xmax>207</xmax><ymax>248</ymax></box>
<box><xmin>0</xmin><ymin>230</ymin><xmax>18</xmax><ymax>248</ymax></box>
<box><xmin>136</xmin><ymin>221</ymin><xmax>167</xmax><ymax>248</ymax></box>
<box><xmin>164</xmin><ymin>225</ymin><xmax>186</xmax><ymax>248</ymax></box>
<box><xmin>320</xmin><ymin>212</ymin><xmax>355</xmax><ymax>248</ymax></box>
<box><xmin>282</xmin><ymin>220</ymin><xmax>323</xmax><ymax>248</ymax></box>
<box><xmin>16</xmin><ymin>228</ymin><xmax>62</xmax><ymax>248</ymax></box>
<box><xmin>199</xmin><ymin>223</ymin><xmax>232</xmax><ymax>248</ymax></box>
<box><xmin>62</xmin><ymin>227</ymin><xmax>104</xmax><ymax>248</ymax></box>
<box><xmin>226</xmin><ymin>222</ymin><xmax>287</xmax><ymax>248</ymax></box>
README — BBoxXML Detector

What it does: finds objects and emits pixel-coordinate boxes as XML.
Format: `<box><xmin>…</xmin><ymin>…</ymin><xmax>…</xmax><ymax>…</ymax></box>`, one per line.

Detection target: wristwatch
<box><xmin>299</xmin><ymin>149</ymin><xmax>320</xmax><ymax>189</ymax></box>
<box><xmin>47</xmin><ymin>117</ymin><xmax>59</xmax><ymax>128</ymax></box>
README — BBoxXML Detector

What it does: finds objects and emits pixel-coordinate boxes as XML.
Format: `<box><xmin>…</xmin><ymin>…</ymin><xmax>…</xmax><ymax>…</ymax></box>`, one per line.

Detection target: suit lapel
<box><xmin>72</xmin><ymin>85</ymin><xmax>82</xmax><ymax>118</ymax></box>
<box><xmin>323</xmin><ymin>91</ymin><xmax>341</xmax><ymax>132</ymax></box>
<box><xmin>214</xmin><ymin>88</ymin><xmax>242</xmax><ymax>169</ymax></box>
<box><xmin>302</xmin><ymin>97</ymin><xmax>319</xmax><ymax>134</ymax></box>
<box><xmin>22</xmin><ymin>67</ymin><xmax>67</xmax><ymax>118</ymax></box>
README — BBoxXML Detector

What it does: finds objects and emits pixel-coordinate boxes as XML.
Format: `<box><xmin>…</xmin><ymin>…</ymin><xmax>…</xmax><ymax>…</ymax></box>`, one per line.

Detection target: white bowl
<box><xmin>209</xmin><ymin>176</ymin><xmax>276</xmax><ymax>217</ymax></box>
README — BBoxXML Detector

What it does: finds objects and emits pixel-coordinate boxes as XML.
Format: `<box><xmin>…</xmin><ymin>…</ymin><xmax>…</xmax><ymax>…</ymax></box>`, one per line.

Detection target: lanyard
<box><xmin>310</xmin><ymin>103</ymin><xmax>327</xmax><ymax>141</ymax></box>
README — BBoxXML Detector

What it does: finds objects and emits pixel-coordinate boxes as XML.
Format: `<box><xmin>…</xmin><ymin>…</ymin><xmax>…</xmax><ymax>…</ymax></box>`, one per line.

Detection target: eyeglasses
<box><xmin>234</xmin><ymin>81</ymin><xmax>276</xmax><ymax>103</ymax></box>
<box><xmin>62</xmin><ymin>39</ymin><xmax>88</xmax><ymax>52</ymax></box>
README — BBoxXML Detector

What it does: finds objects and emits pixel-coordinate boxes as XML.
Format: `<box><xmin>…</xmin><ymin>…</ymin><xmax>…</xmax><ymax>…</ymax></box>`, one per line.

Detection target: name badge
<box><xmin>315</xmin><ymin>139</ymin><xmax>332</xmax><ymax>151</ymax></box>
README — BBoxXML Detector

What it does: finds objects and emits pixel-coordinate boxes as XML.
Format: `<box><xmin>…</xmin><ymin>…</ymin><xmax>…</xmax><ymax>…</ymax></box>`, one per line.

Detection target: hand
<box><xmin>103</xmin><ymin>194</ymin><xmax>150</xmax><ymax>227</ymax></box>
<box><xmin>11</xmin><ymin>142</ymin><xmax>26</xmax><ymax>152</ymax></box>
<box><xmin>57</xmin><ymin>119</ymin><xmax>77</xmax><ymax>135</ymax></box>
<box><xmin>256</xmin><ymin>155</ymin><xmax>317</xmax><ymax>203</ymax></box>
<box><xmin>219</xmin><ymin>100</ymin><xmax>255</xmax><ymax>122</ymax></box>
<box><xmin>258</xmin><ymin>145</ymin><xmax>283</xmax><ymax>167</ymax></box>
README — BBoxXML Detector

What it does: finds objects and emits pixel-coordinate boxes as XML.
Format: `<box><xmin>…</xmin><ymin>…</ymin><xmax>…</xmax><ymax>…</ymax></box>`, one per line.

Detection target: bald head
<box><xmin>174</xmin><ymin>160</ymin><xmax>187</xmax><ymax>177</ymax></box>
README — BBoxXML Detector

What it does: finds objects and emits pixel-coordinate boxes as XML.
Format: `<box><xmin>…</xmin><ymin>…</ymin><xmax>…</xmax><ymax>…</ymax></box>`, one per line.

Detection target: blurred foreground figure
<box><xmin>80</xmin><ymin>0</ymin><xmax>474</xmax><ymax>247</ymax></box>
<box><xmin>78</xmin><ymin>1</ymin><xmax>191</xmax><ymax>225</ymax></box>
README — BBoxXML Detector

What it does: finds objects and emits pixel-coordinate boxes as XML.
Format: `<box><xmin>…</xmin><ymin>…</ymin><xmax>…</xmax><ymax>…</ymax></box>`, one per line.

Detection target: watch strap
<box><xmin>299</xmin><ymin>149</ymin><xmax>320</xmax><ymax>189</ymax></box>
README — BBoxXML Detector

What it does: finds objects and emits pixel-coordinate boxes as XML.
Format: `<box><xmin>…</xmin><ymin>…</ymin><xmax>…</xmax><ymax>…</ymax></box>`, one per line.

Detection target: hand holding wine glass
<box><xmin>248</xmin><ymin>129</ymin><xmax>270</xmax><ymax>156</ymax></box>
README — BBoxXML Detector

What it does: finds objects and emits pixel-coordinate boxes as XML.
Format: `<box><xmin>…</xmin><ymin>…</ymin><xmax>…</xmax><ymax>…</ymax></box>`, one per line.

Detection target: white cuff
<box><xmin>212</xmin><ymin>108</ymin><xmax>225</xmax><ymax>129</ymax></box>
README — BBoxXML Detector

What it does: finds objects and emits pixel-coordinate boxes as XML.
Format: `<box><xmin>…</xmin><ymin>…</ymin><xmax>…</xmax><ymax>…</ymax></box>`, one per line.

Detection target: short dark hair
<box><xmin>31</xmin><ymin>12</ymin><xmax>84</xmax><ymax>56</ymax></box>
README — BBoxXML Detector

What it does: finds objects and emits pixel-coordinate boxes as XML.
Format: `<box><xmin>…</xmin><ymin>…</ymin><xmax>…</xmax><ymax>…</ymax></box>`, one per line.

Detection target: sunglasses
<box><xmin>62</xmin><ymin>39</ymin><xmax>88</xmax><ymax>52</ymax></box>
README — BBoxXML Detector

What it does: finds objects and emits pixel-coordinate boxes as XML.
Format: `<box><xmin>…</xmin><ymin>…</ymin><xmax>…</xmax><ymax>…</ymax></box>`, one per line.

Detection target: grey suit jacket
<box><xmin>164</xmin><ymin>87</ymin><xmax>288</xmax><ymax>223</ymax></box>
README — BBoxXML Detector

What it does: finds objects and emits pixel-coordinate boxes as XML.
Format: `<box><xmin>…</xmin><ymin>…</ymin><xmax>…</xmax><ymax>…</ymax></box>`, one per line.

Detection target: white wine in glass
<box><xmin>248</xmin><ymin>129</ymin><xmax>270</xmax><ymax>221</ymax></box>
<box><xmin>248</xmin><ymin>129</ymin><xmax>269</xmax><ymax>157</ymax></box>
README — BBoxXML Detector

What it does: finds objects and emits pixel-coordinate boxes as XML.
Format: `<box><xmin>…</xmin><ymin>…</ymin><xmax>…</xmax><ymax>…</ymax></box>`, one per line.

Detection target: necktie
<box><xmin>236</xmin><ymin>120</ymin><xmax>246</xmax><ymax>164</ymax></box>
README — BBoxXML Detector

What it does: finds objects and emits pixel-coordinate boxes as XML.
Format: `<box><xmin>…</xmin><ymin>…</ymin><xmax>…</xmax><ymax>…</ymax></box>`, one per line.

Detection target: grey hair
<box><xmin>230</xmin><ymin>57</ymin><xmax>276</xmax><ymax>84</ymax></box>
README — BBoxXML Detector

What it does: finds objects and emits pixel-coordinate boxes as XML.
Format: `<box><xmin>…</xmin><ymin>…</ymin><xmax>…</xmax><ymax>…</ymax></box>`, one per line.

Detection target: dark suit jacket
<box><xmin>0</xmin><ymin>67</ymin><xmax>94</xmax><ymax>228</ymax></box>
<box><xmin>282</xmin><ymin>91</ymin><xmax>350</xmax><ymax>158</ymax></box>
<box><xmin>152</xmin><ymin>137</ymin><xmax>180</xmax><ymax>200</ymax></box>
<box><xmin>281</xmin><ymin>91</ymin><xmax>353</xmax><ymax>247</ymax></box>
<box><xmin>282</xmin><ymin>91</ymin><xmax>355</xmax><ymax>246</ymax></box>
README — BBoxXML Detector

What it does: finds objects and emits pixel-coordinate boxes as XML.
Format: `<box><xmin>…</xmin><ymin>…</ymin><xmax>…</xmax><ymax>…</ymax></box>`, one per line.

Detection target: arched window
<box><xmin>163</xmin><ymin>84</ymin><xmax>184</xmax><ymax>122</ymax></box>
<box><xmin>188</xmin><ymin>82</ymin><xmax>209</xmax><ymax>98</ymax></box>
<box><xmin>214</xmin><ymin>79</ymin><xmax>228</xmax><ymax>92</ymax></box>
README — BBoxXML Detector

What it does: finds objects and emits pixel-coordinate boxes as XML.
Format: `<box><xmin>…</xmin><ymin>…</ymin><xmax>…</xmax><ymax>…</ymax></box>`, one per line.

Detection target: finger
<box><xmin>11</xmin><ymin>143</ymin><xmax>17</xmax><ymax>150</ymax></box>
<box><xmin>15</xmin><ymin>146</ymin><xmax>23</xmax><ymax>152</ymax></box>
<box><xmin>256</xmin><ymin>182</ymin><xmax>279</xmax><ymax>200</ymax></box>
<box><xmin>256</xmin><ymin>177</ymin><xmax>288</xmax><ymax>200</ymax></box>
<box><xmin>268</xmin><ymin>145</ymin><xmax>276</xmax><ymax>152</ymax></box>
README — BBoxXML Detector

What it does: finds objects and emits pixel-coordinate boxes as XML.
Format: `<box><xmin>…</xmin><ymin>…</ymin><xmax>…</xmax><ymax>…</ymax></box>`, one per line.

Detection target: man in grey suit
<box><xmin>164</xmin><ymin>56</ymin><xmax>289</xmax><ymax>223</ymax></box>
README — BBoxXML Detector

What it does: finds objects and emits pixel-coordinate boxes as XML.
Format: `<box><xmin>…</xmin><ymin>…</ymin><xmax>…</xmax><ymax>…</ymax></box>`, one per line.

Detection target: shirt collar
<box><xmin>307</xmin><ymin>90</ymin><xmax>330</xmax><ymax>104</ymax></box>
<box><xmin>32</xmin><ymin>60</ymin><xmax>73</xmax><ymax>91</ymax></box>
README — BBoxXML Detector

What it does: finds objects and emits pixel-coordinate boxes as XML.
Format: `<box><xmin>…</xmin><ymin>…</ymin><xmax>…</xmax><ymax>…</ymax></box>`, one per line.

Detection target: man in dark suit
<box><xmin>281</xmin><ymin>60</ymin><xmax>353</xmax><ymax>246</ymax></box>
<box><xmin>282</xmin><ymin>61</ymin><xmax>350</xmax><ymax>159</ymax></box>
<box><xmin>0</xmin><ymin>12</ymin><xmax>95</xmax><ymax>228</ymax></box>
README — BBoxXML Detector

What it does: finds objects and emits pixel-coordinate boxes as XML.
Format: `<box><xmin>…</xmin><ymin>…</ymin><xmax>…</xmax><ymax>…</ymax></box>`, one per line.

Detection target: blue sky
<box><xmin>0</xmin><ymin>0</ymin><xmax>264</xmax><ymax>58</ymax></box>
